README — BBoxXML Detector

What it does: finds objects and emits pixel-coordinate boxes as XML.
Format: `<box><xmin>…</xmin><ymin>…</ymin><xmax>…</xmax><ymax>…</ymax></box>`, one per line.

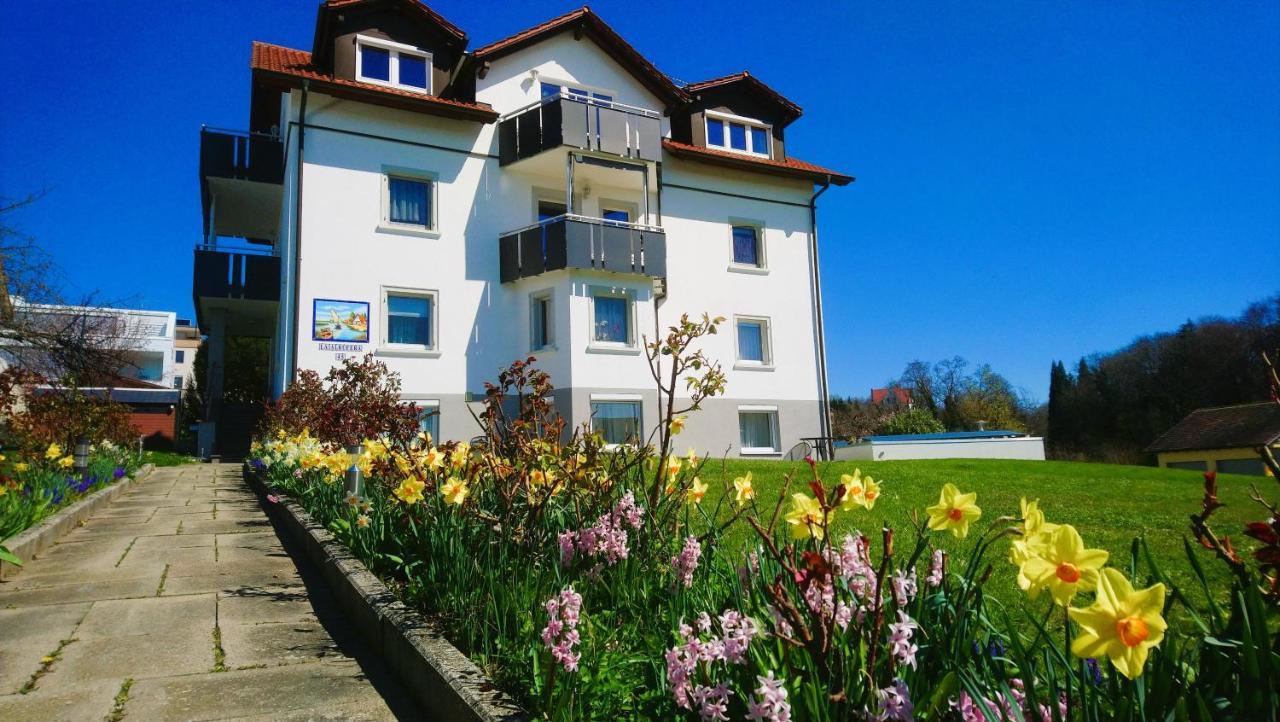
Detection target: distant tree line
<box><xmin>1047</xmin><ymin>295</ymin><xmax>1280</xmax><ymax>463</ymax></box>
<box><xmin>830</xmin><ymin>357</ymin><xmax>1045</xmax><ymax>440</ymax></box>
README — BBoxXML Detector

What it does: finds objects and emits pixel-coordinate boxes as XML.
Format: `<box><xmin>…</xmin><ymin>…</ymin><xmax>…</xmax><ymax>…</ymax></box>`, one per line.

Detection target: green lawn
<box><xmin>143</xmin><ymin>450</ymin><xmax>201</xmax><ymax>467</ymax></box>
<box><xmin>695</xmin><ymin>457</ymin><xmax>1270</xmax><ymax>613</ymax></box>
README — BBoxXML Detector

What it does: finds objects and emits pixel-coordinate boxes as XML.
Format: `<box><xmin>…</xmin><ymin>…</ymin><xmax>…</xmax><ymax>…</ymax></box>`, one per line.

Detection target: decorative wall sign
<box><xmin>313</xmin><ymin>299</ymin><xmax>369</xmax><ymax>343</ymax></box>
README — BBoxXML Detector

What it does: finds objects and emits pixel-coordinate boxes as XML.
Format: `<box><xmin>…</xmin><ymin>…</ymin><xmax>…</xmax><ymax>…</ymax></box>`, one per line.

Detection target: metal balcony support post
<box><xmin>565</xmin><ymin>153</ymin><xmax>575</xmax><ymax>213</ymax></box>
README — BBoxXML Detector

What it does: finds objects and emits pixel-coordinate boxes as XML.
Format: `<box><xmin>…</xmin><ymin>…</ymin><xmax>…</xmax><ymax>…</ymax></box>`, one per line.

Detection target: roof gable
<box><xmin>1145</xmin><ymin>401</ymin><xmax>1280</xmax><ymax>453</ymax></box>
<box><xmin>685</xmin><ymin>71</ymin><xmax>802</xmax><ymax>126</ymax></box>
<box><xmin>312</xmin><ymin>0</ymin><xmax>466</xmax><ymax>68</ymax></box>
<box><xmin>473</xmin><ymin>7</ymin><xmax>686</xmax><ymax>110</ymax></box>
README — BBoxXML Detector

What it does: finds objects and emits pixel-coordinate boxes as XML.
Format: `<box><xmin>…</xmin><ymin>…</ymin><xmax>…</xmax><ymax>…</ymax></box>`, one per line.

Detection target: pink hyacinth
<box><xmin>887</xmin><ymin>611</ymin><xmax>919</xmax><ymax>669</ymax></box>
<box><xmin>927</xmin><ymin>549</ymin><xmax>945</xmax><ymax>587</ymax></box>
<box><xmin>560</xmin><ymin>492</ymin><xmax>645</xmax><ymax>568</ymax></box>
<box><xmin>872</xmin><ymin>679</ymin><xmax>913</xmax><ymax>722</ymax></box>
<box><xmin>540</xmin><ymin>586</ymin><xmax>583</xmax><ymax>672</ymax></box>
<box><xmin>891</xmin><ymin>568</ymin><xmax>918</xmax><ymax>607</ymax></box>
<box><xmin>671</xmin><ymin>535</ymin><xmax>701</xmax><ymax>588</ymax></box>
<box><xmin>664</xmin><ymin>608</ymin><xmax>757</xmax><ymax>711</ymax></box>
<box><xmin>746</xmin><ymin>671</ymin><xmax>791</xmax><ymax>722</ymax></box>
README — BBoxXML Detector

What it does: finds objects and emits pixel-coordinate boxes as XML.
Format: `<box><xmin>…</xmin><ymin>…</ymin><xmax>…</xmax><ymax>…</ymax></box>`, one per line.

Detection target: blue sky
<box><xmin>2</xmin><ymin>1</ymin><xmax>1277</xmax><ymax>400</ymax></box>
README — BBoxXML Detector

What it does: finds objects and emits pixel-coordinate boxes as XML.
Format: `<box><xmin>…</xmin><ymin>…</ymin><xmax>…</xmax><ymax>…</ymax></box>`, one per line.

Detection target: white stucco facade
<box><xmin>204</xmin><ymin>7</ymin><xmax>845</xmax><ymax>458</ymax></box>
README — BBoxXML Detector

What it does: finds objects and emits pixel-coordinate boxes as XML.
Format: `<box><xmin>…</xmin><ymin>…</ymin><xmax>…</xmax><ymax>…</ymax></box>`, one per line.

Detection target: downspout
<box><xmin>809</xmin><ymin>177</ymin><xmax>833</xmax><ymax>459</ymax></box>
<box><xmin>288</xmin><ymin>80</ymin><xmax>310</xmax><ymax>387</ymax></box>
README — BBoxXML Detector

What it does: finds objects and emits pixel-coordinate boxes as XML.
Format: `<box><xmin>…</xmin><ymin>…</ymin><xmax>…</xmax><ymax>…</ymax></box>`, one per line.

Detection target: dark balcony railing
<box><xmin>498</xmin><ymin>95</ymin><xmax>662</xmax><ymax>166</ymax></box>
<box><xmin>193</xmin><ymin>245</ymin><xmax>280</xmax><ymax>302</ymax></box>
<box><xmin>199</xmin><ymin>127</ymin><xmax>284</xmax><ymax>185</ymax></box>
<box><xmin>499</xmin><ymin>215</ymin><xmax>666</xmax><ymax>283</ymax></box>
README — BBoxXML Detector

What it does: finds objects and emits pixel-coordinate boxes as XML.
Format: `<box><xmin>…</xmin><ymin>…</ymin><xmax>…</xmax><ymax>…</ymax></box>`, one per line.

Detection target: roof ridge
<box><xmin>1188</xmin><ymin>400</ymin><xmax>1278</xmax><ymax>413</ymax></box>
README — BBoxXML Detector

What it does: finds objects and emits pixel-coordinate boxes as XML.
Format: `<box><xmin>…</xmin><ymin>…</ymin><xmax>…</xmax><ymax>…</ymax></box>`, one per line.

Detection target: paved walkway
<box><xmin>0</xmin><ymin>463</ymin><xmax>418</xmax><ymax>721</ymax></box>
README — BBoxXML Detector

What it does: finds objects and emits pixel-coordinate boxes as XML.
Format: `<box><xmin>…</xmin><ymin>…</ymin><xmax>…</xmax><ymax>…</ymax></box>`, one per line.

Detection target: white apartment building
<box><xmin>195</xmin><ymin>1</ymin><xmax>850</xmax><ymax>458</ymax></box>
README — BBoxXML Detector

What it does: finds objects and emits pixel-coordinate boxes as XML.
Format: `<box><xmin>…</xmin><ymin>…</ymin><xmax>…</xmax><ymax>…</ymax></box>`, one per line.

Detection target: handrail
<box><xmin>500</xmin><ymin>213</ymin><xmax>664</xmax><ymax>237</ymax></box>
<box><xmin>200</xmin><ymin>124</ymin><xmax>281</xmax><ymax>140</ymax></box>
<box><xmin>195</xmin><ymin>242</ymin><xmax>280</xmax><ymax>257</ymax></box>
<box><xmin>499</xmin><ymin>91</ymin><xmax>662</xmax><ymax>122</ymax></box>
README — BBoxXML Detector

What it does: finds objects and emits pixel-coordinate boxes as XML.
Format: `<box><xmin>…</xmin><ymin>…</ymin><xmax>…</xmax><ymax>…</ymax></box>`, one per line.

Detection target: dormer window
<box><xmin>705</xmin><ymin>111</ymin><xmax>771</xmax><ymax>157</ymax></box>
<box><xmin>356</xmin><ymin>35</ymin><xmax>431</xmax><ymax>93</ymax></box>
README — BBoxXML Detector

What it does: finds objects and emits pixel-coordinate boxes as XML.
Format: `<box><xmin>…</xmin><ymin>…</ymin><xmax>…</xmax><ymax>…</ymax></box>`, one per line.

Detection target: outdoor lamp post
<box><xmin>73</xmin><ymin>435</ymin><xmax>91</xmax><ymax>476</ymax></box>
<box><xmin>344</xmin><ymin>444</ymin><xmax>362</xmax><ymax>499</ymax></box>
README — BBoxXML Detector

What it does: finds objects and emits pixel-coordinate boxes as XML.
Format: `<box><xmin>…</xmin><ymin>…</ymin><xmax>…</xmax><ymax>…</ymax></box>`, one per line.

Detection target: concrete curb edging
<box><xmin>0</xmin><ymin>463</ymin><xmax>156</xmax><ymax>580</ymax></box>
<box><xmin>244</xmin><ymin>466</ymin><xmax>529</xmax><ymax>722</ymax></box>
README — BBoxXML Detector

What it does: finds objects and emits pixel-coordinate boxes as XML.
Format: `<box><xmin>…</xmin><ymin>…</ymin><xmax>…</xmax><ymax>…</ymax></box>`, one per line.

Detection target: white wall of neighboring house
<box><xmin>3</xmin><ymin>302</ymin><xmax>177</xmax><ymax>387</ymax></box>
<box><xmin>256</xmin><ymin>28</ymin><xmax>829</xmax><ymax>456</ymax></box>
<box><xmin>839</xmin><ymin>437</ymin><xmax>1048</xmax><ymax>462</ymax></box>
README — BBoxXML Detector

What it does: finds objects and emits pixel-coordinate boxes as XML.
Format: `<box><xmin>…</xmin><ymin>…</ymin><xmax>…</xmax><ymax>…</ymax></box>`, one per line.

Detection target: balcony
<box><xmin>199</xmin><ymin>127</ymin><xmax>284</xmax><ymax>243</ymax></box>
<box><xmin>192</xmin><ymin>243</ymin><xmax>281</xmax><ymax>337</ymax></box>
<box><xmin>499</xmin><ymin>215</ymin><xmax>666</xmax><ymax>283</ymax></box>
<box><xmin>498</xmin><ymin>94</ymin><xmax>662</xmax><ymax>167</ymax></box>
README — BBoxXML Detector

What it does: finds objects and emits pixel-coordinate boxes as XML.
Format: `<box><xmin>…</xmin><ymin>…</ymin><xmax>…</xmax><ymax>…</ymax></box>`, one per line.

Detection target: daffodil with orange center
<box><xmin>732</xmin><ymin>473</ymin><xmax>755</xmax><ymax>507</ymax></box>
<box><xmin>669</xmin><ymin>416</ymin><xmax>686</xmax><ymax>435</ymax></box>
<box><xmin>665</xmin><ymin>456</ymin><xmax>682</xmax><ymax>480</ymax></box>
<box><xmin>686</xmin><ymin>477</ymin><xmax>708</xmax><ymax>506</ymax></box>
<box><xmin>45</xmin><ymin>443</ymin><xmax>62</xmax><ymax>461</ymax></box>
<box><xmin>393</xmin><ymin>477</ymin><xmax>426</xmax><ymax>505</ymax></box>
<box><xmin>441</xmin><ymin>477</ymin><xmax>469</xmax><ymax>506</ymax></box>
<box><xmin>1069</xmin><ymin>568</ymin><xmax>1167</xmax><ymax>679</ymax></box>
<box><xmin>58</xmin><ymin>456</ymin><xmax>74</xmax><ymax>470</ymax></box>
<box><xmin>422</xmin><ymin>447</ymin><xmax>445</xmax><ymax>471</ymax></box>
<box><xmin>925</xmin><ymin>483</ymin><xmax>981</xmax><ymax>538</ymax></box>
<box><xmin>1019</xmin><ymin>524</ymin><xmax>1108</xmax><ymax>606</ymax></box>
<box><xmin>785</xmin><ymin>493</ymin><xmax>831</xmax><ymax>540</ymax></box>
<box><xmin>838</xmin><ymin>470</ymin><xmax>866</xmax><ymax>511</ymax></box>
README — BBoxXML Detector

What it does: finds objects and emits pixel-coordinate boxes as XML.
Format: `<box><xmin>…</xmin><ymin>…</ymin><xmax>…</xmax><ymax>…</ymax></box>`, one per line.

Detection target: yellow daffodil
<box><xmin>1012</xmin><ymin>497</ymin><xmax>1059</xmax><ymax>588</ymax></box>
<box><xmin>838</xmin><ymin>470</ymin><xmax>866</xmax><ymax>510</ymax></box>
<box><xmin>686</xmin><ymin>477</ymin><xmax>708</xmax><ymax>505</ymax></box>
<box><xmin>861</xmin><ymin>478</ymin><xmax>881</xmax><ymax>510</ymax></box>
<box><xmin>416</xmin><ymin>430</ymin><xmax>433</xmax><ymax>446</ymax></box>
<box><xmin>355</xmin><ymin>514</ymin><xmax>370</xmax><ymax>528</ymax></box>
<box><xmin>785</xmin><ymin>493</ymin><xmax>831</xmax><ymax>540</ymax></box>
<box><xmin>686</xmin><ymin>448</ymin><xmax>699</xmax><ymax>466</ymax></box>
<box><xmin>665</xmin><ymin>456</ymin><xmax>682</xmax><ymax>479</ymax></box>
<box><xmin>14</xmin><ymin>462</ymin><xmax>28</xmax><ymax>473</ymax></box>
<box><xmin>423</xmin><ymin>447</ymin><xmax>445</xmax><ymax>470</ymax></box>
<box><xmin>926</xmin><ymin>483</ymin><xmax>981</xmax><ymax>538</ymax></box>
<box><xmin>670</xmin><ymin>416</ymin><xmax>686</xmax><ymax>435</ymax></box>
<box><xmin>363</xmin><ymin>438</ymin><xmax>389</xmax><ymax>459</ymax></box>
<box><xmin>441</xmin><ymin>477</ymin><xmax>469</xmax><ymax>506</ymax></box>
<box><xmin>449</xmin><ymin>442</ymin><xmax>470</xmax><ymax>468</ymax></box>
<box><xmin>732</xmin><ymin>473</ymin><xmax>755</xmax><ymax>507</ymax></box>
<box><xmin>1069</xmin><ymin>568</ymin><xmax>1167</xmax><ymax>679</ymax></box>
<box><xmin>1020</xmin><ymin>524</ymin><xmax>1108</xmax><ymax>606</ymax></box>
<box><xmin>0</xmin><ymin>454</ymin><xmax>5</xmax><ymax>463</ymax></box>
<box><xmin>45</xmin><ymin>443</ymin><xmax>62</xmax><ymax>460</ymax></box>
<box><xmin>393</xmin><ymin>477</ymin><xmax>426</xmax><ymax>505</ymax></box>
<box><xmin>58</xmin><ymin>456</ymin><xmax>75</xmax><ymax>470</ymax></box>
<box><xmin>276</xmin><ymin>429</ymin><xmax>287</xmax><ymax>439</ymax></box>
<box><xmin>0</xmin><ymin>486</ymin><xmax>6</xmax><ymax>497</ymax></box>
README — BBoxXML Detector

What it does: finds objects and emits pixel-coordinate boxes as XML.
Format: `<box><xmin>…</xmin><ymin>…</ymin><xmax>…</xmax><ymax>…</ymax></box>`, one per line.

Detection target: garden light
<box><xmin>344</xmin><ymin>444</ymin><xmax>362</xmax><ymax>499</ymax></box>
<box><xmin>73</xmin><ymin>436</ymin><xmax>91</xmax><ymax>476</ymax></box>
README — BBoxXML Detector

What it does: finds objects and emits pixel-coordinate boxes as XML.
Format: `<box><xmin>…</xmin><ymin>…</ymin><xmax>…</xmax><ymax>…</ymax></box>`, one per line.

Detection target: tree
<box><xmin>876</xmin><ymin>407</ymin><xmax>945</xmax><ymax>436</ymax></box>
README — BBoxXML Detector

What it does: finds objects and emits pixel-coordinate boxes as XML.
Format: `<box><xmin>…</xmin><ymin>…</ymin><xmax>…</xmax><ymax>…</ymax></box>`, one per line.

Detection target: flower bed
<box><xmin>1</xmin><ymin>440</ymin><xmax>141</xmax><ymax>564</ymax></box>
<box><xmin>250</xmin><ymin>319</ymin><xmax>1278</xmax><ymax>721</ymax></box>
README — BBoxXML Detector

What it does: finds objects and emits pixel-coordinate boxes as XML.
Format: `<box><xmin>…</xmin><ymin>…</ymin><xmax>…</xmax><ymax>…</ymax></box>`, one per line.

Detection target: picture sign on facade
<box><xmin>313</xmin><ymin>299</ymin><xmax>369</xmax><ymax>343</ymax></box>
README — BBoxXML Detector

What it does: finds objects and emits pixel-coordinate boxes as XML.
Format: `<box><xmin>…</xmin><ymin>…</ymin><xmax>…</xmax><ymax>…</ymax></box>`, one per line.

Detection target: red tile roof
<box><xmin>662</xmin><ymin>139</ymin><xmax>853</xmax><ymax>186</ymax></box>
<box><xmin>250</xmin><ymin>41</ymin><xmax>497</xmax><ymax>122</ymax></box>
<box><xmin>1145</xmin><ymin>401</ymin><xmax>1280</xmax><ymax>453</ymax></box>
<box><xmin>871</xmin><ymin>387</ymin><xmax>913</xmax><ymax>406</ymax></box>
<box><xmin>473</xmin><ymin>7</ymin><xmax>686</xmax><ymax>108</ymax></box>
<box><xmin>684</xmin><ymin>70</ymin><xmax>802</xmax><ymax>119</ymax></box>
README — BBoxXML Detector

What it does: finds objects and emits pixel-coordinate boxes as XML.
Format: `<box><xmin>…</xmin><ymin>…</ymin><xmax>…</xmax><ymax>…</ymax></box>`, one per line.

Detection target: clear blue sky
<box><xmin>2</xmin><ymin>1</ymin><xmax>1277</xmax><ymax>401</ymax></box>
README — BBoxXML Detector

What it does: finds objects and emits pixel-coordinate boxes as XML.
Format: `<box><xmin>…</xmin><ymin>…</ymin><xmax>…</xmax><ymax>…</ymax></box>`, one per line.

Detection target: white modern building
<box><xmin>2</xmin><ymin>300</ymin><xmax>178</xmax><ymax>388</ymax></box>
<box><xmin>194</xmin><ymin>1</ymin><xmax>851</xmax><ymax>458</ymax></box>
<box><xmin>837</xmin><ymin>431</ymin><xmax>1047</xmax><ymax>462</ymax></box>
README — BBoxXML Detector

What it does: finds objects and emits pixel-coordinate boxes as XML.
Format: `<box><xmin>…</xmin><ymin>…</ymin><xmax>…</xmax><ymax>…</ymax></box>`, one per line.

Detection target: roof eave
<box><xmin>253</xmin><ymin>69</ymin><xmax>498</xmax><ymax>123</ymax></box>
<box><xmin>663</xmin><ymin>141</ymin><xmax>853</xmax><ymax>185</ymax></box>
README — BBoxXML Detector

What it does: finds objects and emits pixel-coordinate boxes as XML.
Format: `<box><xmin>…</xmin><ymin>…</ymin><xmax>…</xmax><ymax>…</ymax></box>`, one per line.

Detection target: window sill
<box><xmin>727</xmin><ymin>264</ymin><xmax>769</xmax><ymax>276</ymax></box>
<box><xmin>376</xmin><ymin>346</ymin><xmax>441</xmax><ymax>359</ymax></box>
<box><xmin>586</xmin><ymin>344</ymin><xmax>641</xmax><ymax>356</ymax></box>
<box><xmin>733</xmin><ymin>362</ymin><xmax>776</xmax><ymax>372</ymax></box>
<box><xmin>740</xmin><ymin>448</ymin><xmax>781</xmax><ymax>457</ymax></box>
<box><xmin>530</xmin><ymin>344</ymin><xmax>558</xmax><ymax>355</ymax></box>
<box><xmin>376</xmin><ymin>223</ymin><xmax>440</xmax><ymax>239</ymax></box>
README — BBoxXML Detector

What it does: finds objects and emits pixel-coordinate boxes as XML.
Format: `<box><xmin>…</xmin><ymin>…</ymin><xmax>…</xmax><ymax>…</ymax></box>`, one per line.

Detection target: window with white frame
<box><xmin>735</xmin><ymin>316</ymin><xmax>772</xmax><ymax>366</ymax></box>
<box><xmin>382</xmin><ymin>173</ymin><xmax>435</xmax><ymax>231</ymax></box>
<box><xmin>356</xmin><ymin>35</ymin><xmax>431</xmax><ymax>93</ymax></box>
<box><xmin>591</xmin><ymin>399</ymin><xmax>642</xmax><ymax>446</ymax></box>
<box><xmin>590</xmin><ymin>290</ymin><xmax>634</xmax><ymax>347</ymax></box>
<box><xmin>705</xmin><ymin>112</ymin><xmax>771</xmax><ymax>156</ymax></box>
<box><xmin>738</xmin><ymin>407</ymin><xmax>780</xmax><ymax>453</ymax></box>
<box><xmin>530</xmin><ymin>290</ymin><xmax>554</xmax><ymax>351</ymax></box>
<box><xmin>731</xmin><ymin>223</ymin><xmax>764</xmax><ymax>267</ymax></box>
<box><xmin>381</xmin><ymin>288</ymin><xmax>436</xmax><ymax>350</ymax></box>
<box><xmin>406</xmin><ymin>400</ymin><xmax>440</xmax><ymax>442</ymax></box>
<box><xmin>540</xmin><ymin>81</ymin><xmax>613</xmax><ymax>105</ymax></box>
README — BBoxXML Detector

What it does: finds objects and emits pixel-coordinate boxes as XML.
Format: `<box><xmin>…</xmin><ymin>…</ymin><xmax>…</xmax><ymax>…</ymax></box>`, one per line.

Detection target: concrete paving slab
<box><xmin>0</xmin><ymin>602</ymin><xmax>90</xmax><ymax>694</ymax></box>
<box><xmin>0</xmin><ymin>678</ymin><xmax>121</xmax><ymax>722</ymax></box>
<box><xmin>77</xmin><ymin>593</ymin><xmax>216</xmax><ymax>639</ymax></box>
